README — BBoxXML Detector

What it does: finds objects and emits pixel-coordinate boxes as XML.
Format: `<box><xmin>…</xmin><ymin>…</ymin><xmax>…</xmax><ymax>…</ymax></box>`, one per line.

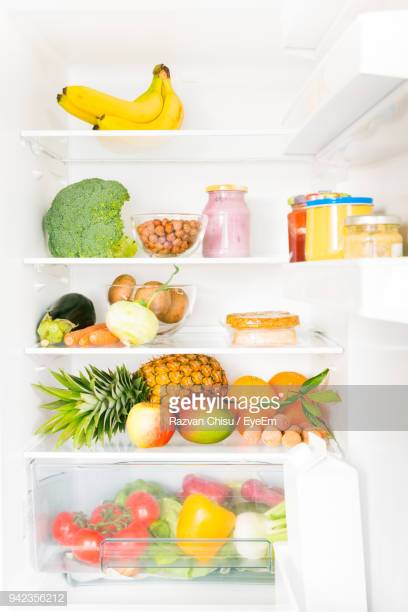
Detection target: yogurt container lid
<box><xmin>305</xmin><ymin>191</ymin><xmax>349</xmax><ymax>202</ymax></box>
<box><xmin>307</xmin><ymin>197</ymin><xmax>373</xmax><ymax>207</ymax></box>
<box><xmin>345</xmin><ymin>214</ymin><xmax>400</xmax><ymax>226</ymax></box>
<box><xmin>206</xmin><ymin>184</ymin><xmax>248</xmax><ymax>192</ymax></box>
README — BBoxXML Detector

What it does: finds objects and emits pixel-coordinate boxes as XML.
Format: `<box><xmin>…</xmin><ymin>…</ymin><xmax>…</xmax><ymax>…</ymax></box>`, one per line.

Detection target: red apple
<box><xmin>126</xmin><ymin>402</ymin><xmax>174</xmax><ymax>448</ymax></box>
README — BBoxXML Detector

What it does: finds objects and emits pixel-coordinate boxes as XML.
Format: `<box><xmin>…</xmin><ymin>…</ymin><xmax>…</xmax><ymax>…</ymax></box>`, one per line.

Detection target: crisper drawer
<box><xmin>28</xmin><ymin>460</ymin><xmax>286</xmax><ymax>586</ymax></box>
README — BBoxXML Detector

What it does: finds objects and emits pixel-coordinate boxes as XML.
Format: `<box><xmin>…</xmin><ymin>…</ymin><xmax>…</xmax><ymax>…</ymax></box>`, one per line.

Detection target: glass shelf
<box><xmin>21</xmin><ymin>129</ymin><xmax>312</xmax><ymax>164</ymax></box>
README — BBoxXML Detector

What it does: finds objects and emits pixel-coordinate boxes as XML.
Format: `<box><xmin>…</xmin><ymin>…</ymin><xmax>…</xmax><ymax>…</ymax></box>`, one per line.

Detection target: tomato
<box><xmin>52</xmin><ymin>512</ymin><xmax>87</xmax><ymax>545</ymax></box>
<box><xmin>89</xmin><ymin>502</ymin><xmax>131</xmax><ymax>536</ymax></box>
<box><xmin>125</xmin><ymin>492</ymin><xmax>160</xmax><ymax>526</ymax></box>
<box><xmin>72</xmin><ymin>528</ymin><xmax>104</xmax><ymax>565</ymax></box>
<box><xmin>104</xmin><ymin>521</ymin><xmax>149</xmax><ymax>564</ymax></box>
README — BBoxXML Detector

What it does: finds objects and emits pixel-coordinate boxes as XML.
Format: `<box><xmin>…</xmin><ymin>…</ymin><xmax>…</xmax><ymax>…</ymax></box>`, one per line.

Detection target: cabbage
<box><xmin>106</xmin><ymin>300</ymin><xmax>159</xmax><ymax>346</ymax></box>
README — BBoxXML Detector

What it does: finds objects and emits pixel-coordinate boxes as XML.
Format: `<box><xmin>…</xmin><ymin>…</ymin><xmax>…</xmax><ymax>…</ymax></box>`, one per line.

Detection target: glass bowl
<box><xmin>107</xmin><ymin>284</ymin><xmax>197</xmax><ymax>339</ymax></box>
<box><xmin>132</xmin><ymin>213</ymin><xmax>207</xmax><ymax>257</ymax></box>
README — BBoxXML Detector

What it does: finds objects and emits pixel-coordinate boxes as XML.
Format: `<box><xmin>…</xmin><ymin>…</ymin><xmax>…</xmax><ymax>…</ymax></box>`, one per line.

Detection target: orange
<box><xmin>269</xmin><ymin>372</ymin><xmax>307</xmax><ymax>430</ymax></box>
<box><xmin>232</xmin><ymin>375</ymin><xmax>268</xmax><ymax>386</ymax></box>
<box><xmin>268</xmin><ymin>371</ymin><xmax>307</xmax><ymax>386</ymax></box>
<box><xmin>231</xmin><ymin>376</ymin><xmax>269</xmax><ymax>437</ymax></box>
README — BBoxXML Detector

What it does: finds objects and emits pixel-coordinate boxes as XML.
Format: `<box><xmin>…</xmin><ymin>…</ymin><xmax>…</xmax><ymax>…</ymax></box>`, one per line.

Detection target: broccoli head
<box><xmin>44</xmin><ymin>178</ymin><xmax>137</xmax><ymax>258</ymax></box>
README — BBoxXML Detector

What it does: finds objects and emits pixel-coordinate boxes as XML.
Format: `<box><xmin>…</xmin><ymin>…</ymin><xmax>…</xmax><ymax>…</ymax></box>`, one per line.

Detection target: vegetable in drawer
<box><xmin>176</xmin><ymin>494</ymin><xmax>236</xmax><ymax>562</ymax></box>
<box><xmin>45</xmin><ymin>473</ymin><xmax>286</xmax><ymax>579</ymax></box>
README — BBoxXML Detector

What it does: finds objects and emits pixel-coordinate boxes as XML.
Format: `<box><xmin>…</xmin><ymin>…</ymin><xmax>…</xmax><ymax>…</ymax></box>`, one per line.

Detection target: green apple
<box><xmin>178</xmin><ymin>406</ymin><xmax>236</xmax><ymax>444</ymax></box>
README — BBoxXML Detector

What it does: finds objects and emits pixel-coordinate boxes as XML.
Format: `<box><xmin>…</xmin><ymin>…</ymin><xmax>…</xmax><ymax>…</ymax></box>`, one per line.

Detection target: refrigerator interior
<box><xmin>2</xmin><ymin>1</ymin><xmax>408</xmax><ymax>610</ymax></box>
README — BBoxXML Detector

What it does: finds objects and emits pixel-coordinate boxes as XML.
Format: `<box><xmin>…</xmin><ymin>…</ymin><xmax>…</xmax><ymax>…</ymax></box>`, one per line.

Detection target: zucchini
<box><xmin>37</xmin><ymin>293</ymin><xmax>96</xmax><ymax>346</ymax></box>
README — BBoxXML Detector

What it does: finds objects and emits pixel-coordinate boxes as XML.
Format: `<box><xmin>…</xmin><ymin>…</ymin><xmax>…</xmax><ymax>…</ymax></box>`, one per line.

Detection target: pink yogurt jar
<box><xmin>202</xmin><ymin>184</ymin><xmax>250</xmax><ymax>257</ymax></box>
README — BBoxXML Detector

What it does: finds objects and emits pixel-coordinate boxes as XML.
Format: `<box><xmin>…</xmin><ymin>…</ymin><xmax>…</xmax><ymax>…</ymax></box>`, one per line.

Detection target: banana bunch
<box><xmin>57</xmin><ymin>64</ymin><xmax>183</xmax><ymax>130</ymax></box>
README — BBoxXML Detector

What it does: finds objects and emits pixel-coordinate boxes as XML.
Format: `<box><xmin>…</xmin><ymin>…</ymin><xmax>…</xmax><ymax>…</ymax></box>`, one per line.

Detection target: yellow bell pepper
<box><xmin>176</xmin><ymin>493</ymin><xmax>236</xmax><ymax>562</ymax></box>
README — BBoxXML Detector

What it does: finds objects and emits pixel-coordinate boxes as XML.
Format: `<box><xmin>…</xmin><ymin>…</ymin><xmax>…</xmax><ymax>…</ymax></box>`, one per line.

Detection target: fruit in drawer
<box><xmin>125</xmin><ymin>492</ymin><xmax>161</xmax><ymax>526</ymax></box>
<box><xmin>59</xmin><ymin>64</ymin><xmax>167</xmax><ymax>124</ymax></box>
<box><xmin>181</xmin><ymin>474</ymin><xmax>231</xmax><ymax>504</ymax></box>
<box><xmin>89</xmin><ymin>503</ymin><xmax>132</xmax><ymax>536</ymax></box>
<box><xmin>126</xmin><ymin>402</ymin><xmax>175</xmax><ymax>448</ymax></box>
<box><xmin>103</xmin><ymin>522</ymin><xmax>149</xmax><ymax>565</ymax></box>
<box><xmin>52</xmin><ymin>511</ymin><xmax>88</xmax><ymax>545</ymax></box>
<box><xmin>72</xmin><ymin>529</ymin><xmax>105</xmax><ymax>565</ymax></box>
<box><xmin>35</xmin><ymin>355</ymin><xmax>228</xmax><ymax>448</ymax></box>
<box><xmin>176</xmin><ymin>494</ymin><xmax>236</xmax><ymax>562</ymax></box>
<box><xmin>241</xmin><ymin>479</ymin><xmax>284</xmax><ymax>507</ymax></box>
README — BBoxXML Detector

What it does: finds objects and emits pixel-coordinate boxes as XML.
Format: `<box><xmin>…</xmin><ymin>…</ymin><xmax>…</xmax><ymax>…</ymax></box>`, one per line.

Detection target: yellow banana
<box><xmin>95</xmin><ymin>74</ymin><xmax>183</xmax><ymax>131</ymax></box>
<box><xmin>56</xmin><ymin>93</ymin><xmax>97</xmax><ymax>125</ymax></box>
<box><xmin>62</xmin><ymin>64</ymin><xmax>167</xmax><ymax>123</ymax></box>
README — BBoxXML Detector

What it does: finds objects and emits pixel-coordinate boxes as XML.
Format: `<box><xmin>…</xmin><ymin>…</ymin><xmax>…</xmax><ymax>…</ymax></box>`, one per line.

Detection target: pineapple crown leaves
<box><xmin>34</xmin><ymin>365</ymin><xmax>150</xmax><ymax>449</ymax></box>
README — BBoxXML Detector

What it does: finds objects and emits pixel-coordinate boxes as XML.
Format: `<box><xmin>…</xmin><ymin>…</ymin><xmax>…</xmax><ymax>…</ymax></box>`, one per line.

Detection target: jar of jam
<box><xmin>288</xmin><ymin>195</ymin><xmax>306</xmax><ymax>262</ymax></box>
<box><xmin>202</xmin><ymin>185</ymin><xmax>250</xmax><ymax>257</ymax></box>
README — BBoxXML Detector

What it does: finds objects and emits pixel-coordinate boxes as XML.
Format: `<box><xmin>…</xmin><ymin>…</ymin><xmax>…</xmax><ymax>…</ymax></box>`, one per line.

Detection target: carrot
<box><xmin>64</xmin><ymin>323</ymin><xmax>106</xmax><ymax>347</ymax></box>
<box><xmin>89</xmin><ymin>329</ymin><xmax>121</xmax><ymax>346</ymax></box>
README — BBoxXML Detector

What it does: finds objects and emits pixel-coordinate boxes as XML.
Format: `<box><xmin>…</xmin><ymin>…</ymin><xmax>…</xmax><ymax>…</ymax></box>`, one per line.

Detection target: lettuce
<box><xmin>114</xmin><ymin>479</ymin><xmax>168</xmax><ymax>506</ymax></box>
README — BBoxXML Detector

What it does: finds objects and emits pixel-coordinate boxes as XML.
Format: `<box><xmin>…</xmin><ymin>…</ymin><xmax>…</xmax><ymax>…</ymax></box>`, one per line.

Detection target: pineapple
<box><xmin>35</xmin><ymin>354</ymin><xmax>228</xmax><ymax>448</ymax></box>
<box><xmin>139</xmin><ymin>354</ymin><xmax>228</xmax><ymax>403</ymax></box>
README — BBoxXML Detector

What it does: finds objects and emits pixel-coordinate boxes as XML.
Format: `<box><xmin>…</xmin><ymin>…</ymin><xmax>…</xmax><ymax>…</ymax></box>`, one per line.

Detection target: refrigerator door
<box><xmin>285</xmin><ymin>437</ymin><xmax>367</xmax><ymax>612</ymax></box>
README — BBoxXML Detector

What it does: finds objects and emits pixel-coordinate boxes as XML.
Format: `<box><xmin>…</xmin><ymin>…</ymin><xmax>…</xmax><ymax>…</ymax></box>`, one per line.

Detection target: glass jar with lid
<box><xmin>305</xmin><ymin>196</ymin><xmax>374</xmax><ymax>260</ymax></box>
<box><xmin>202</xmin><ymin>185</ymin><xmax>250</xmax><ymax>257</ymax></box>
<box><xmin>288</xmin><ymin>195</ymin><xmax>306</xmax><ymax>262</ymax></box>
<box><xmin>344</xmin><ymin>215</ymin><xmax>403</xmax><ymax>258</ymax></box>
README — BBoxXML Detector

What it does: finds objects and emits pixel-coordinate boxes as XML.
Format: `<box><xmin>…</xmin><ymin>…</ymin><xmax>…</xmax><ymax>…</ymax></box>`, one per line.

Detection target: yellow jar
<box><xmin>305</xmin><ymin>197</ymin><xmax>374</xmax><ymax>261</ymax></box>
<box><xmin>344</xmin><ymin>215</ymin><xmax>403</xmax><ymax>258</ymax></box>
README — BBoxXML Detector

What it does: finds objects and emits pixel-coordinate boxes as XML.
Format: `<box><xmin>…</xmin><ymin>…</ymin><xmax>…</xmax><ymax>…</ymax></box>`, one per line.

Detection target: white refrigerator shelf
<box><xmin>24</xmin><ymin>256</ymin><xmax>288</xmax><ymax>266</ymax></box>
<box><xmin>21</xmin><ymin>129</ymin><xmax>312</xmax><ymax>164</ymax></box>
<box><xmin>24</xmin><ymin>434</ymin><xmax>291</xmax><ymax>464</ymax></box>
<box><xmin>25</xmin><ymin>329</ymin><xmax>343</xmax><ymax>356</ymax></box>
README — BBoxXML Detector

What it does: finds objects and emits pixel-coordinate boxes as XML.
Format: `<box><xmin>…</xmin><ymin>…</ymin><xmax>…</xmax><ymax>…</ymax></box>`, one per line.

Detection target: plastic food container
<box><xmin>202</xmin><ymin>185</ymin><xmax>250</xmax><ymax>257</ymax></box>
<box><xmin>28</xmin><ymin>459</ymin><xmax>284</xmax><ymax>584</ymax></box>
<box><xmin>132</xmin><ymin>214</ymin><xmax>207</xmax><ymax>257</ymax></box>
<box><xmin>225</xmin><ymin>311</ymin><xmax>300</xmax><ymax>347</ymax></box>
<box><xmin>305</xmin><ymin>197</ymin><xmax>374</xmax><ymax>261</ymax></box>
<box><xmin>344</xmin><ymin>215</ymin><xmax>403</xmax><ymax>259</ymax></box>
<box><xmin>107</xmin><ymin>284</ymin><xmax>196</xmax><ymax>338</ymax></box>
<box><xmin>288</xmin><ymin>195</ymin><xmax>306</xmax><ymax>263</ymax></box>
